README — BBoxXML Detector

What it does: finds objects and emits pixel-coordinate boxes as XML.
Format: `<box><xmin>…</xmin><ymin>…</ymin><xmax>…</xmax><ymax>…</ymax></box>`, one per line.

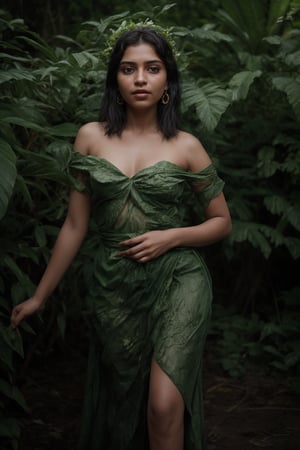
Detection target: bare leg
<box><xmin>147</xmin><ymin>357</ymin><xmax>184</xmax><ymax>450</ymax></box>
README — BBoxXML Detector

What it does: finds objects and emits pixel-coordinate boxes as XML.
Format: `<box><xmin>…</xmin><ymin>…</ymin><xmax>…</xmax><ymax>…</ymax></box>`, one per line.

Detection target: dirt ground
<box><xmin>18</xmin><ymin>341</ymin><xmax>299</xmax><ymax>450</ymax></box>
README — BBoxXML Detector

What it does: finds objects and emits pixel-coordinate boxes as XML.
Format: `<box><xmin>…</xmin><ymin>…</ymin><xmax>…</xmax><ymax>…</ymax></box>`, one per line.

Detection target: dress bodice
<box><xmin>70</xmin><ymin>153</ymin><xmax>224</xmax><ymax>235</ymax></box>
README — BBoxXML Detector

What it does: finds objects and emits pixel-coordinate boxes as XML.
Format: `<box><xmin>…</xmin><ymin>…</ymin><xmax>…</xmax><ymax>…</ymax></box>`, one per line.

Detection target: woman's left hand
<box><xmin>119</xmin><ymin>229</ymin><xmax>177</xmax><ymax>263</ymax></box>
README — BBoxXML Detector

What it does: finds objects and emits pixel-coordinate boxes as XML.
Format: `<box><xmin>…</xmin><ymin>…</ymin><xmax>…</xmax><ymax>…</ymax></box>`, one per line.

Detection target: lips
<box><xmin>132</xmin><ymin>90</ymin><xmax>150</xmax><ymax>95</ymax></box>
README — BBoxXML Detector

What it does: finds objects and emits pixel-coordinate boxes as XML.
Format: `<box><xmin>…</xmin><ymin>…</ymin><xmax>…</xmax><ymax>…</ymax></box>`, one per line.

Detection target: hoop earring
<box><xmin>117</xmin><ymin>95</ymin><xmax>124</xmax><ymax>105</ymax></box>
<box><xmin>161</xmin><ymin>90</ymin><xmax>170</xmax><ymax>105</ymax></box>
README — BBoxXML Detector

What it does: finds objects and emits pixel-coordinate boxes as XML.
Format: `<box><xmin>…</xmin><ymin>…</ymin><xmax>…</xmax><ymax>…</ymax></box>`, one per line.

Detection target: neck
<box><xmin>125</xmin><ymin>107</ymin><xmax>159</xmax><ymax>134</ymax></box>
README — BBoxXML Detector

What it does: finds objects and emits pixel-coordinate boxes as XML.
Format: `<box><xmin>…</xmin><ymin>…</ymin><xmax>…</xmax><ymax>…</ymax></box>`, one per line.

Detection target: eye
<box><xmin>148</xmin><ymin>66</ymin><xmax>160</xmax><ymax>73</ymax></box>
<box><xmin>120</xmin><ymin>66</ymin><xmax>135</xmax><ymax>74</ymax></box>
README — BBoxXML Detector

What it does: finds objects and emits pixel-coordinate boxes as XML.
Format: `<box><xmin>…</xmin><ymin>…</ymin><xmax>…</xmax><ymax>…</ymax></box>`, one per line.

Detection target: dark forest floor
<box><xmin>18</xmin><ymin>341</ymin><xmax>299</xmax><ymax>450</ymax></box>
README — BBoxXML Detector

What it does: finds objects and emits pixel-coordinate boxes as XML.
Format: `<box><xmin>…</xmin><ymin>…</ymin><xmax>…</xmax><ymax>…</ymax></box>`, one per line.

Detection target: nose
<box><xmin>134</xmin><ymin>68</ymin><xmax>146</xmax><ymax>85</ymax></box>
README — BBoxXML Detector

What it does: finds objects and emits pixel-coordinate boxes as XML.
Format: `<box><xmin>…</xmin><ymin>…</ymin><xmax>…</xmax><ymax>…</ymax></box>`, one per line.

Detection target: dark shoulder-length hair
<box><xmin>99</xmin><ymin>27</ymin><xmax>181</xmax><ymax>139</ymax></box>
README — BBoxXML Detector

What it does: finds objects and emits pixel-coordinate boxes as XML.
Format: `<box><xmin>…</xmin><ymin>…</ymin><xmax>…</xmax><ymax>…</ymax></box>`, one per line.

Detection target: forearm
<box><xmin>171</xmin><ymin>216</ymin><xmax>232</xmax><ymax>248</ymax></box>
<box><xmin>33</xmin><ymin>222</ymin><xmax>87</xmax><ymax>305</ymax></box>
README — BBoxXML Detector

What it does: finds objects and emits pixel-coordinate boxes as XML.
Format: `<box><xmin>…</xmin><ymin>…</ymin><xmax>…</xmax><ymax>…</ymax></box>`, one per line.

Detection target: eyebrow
<box><xmin>119</xmin><ymin>59</ymin><xmax>163</xmax><ymax>65</ymax></box>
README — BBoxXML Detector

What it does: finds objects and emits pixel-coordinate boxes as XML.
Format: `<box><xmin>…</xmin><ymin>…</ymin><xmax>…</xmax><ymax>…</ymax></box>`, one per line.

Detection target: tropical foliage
<box><xmin>0</xmin><ymin>0</ymin><xmax>299</xmax><ymax>447</ymax></box>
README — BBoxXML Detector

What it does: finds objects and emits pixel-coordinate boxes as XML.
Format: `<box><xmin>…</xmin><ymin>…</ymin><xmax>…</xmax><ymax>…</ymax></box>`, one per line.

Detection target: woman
<box><xmin>11</xmin><ymin>26</ymin><xmax>231</xmax><ymax>450</ymax></box>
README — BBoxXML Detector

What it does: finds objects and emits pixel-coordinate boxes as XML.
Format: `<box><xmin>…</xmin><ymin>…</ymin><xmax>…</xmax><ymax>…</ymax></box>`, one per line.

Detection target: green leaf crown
<box><xmin>102</xmin><ymin>19</ymin><xmax>178</xmax><ymax>60</ymax></box>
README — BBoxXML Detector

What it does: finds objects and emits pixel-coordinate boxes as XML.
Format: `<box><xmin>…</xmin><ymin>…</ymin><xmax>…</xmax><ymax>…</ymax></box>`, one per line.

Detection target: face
<box><xmin>117</xmin><ymin>42</ymin><xmax>168</xmax><ymax>109</ymax></box>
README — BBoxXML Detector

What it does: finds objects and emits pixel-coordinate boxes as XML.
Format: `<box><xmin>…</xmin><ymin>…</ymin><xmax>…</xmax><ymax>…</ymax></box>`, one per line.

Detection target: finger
<box><xmin>119</xmin><ymin>235</ymin><xmax>145</xmax><ymax>247</ymax></box>
<box><xmin>137</xmin><ymin>255</ymin><xmax>150</xmax><ymax>263</ymax></box>
<box><xmin>11</xmin><ymin>309</ymin><xmax>24</xmax><ymax>329</ymax></box>
<box><xmin>129</xmin><ymin>250</ymin><xmax>150</xmax><ymax>261</ymax></box>
<box><xmin>119</xmin><ymin>243</ymin><xmax>145</xmax><ymax>256</ymax></box>
<box><xmin>11</xmin><ymin>315</ymin><xmax>20</xmax><ymax>329</ymax></box>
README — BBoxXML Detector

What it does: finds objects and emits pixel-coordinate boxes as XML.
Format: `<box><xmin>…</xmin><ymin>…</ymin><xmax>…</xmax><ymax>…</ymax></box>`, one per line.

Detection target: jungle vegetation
<box><xmin>0</xmin><ymin>1</ymin><xmax>299</xmax><ymax>448</ymax></box>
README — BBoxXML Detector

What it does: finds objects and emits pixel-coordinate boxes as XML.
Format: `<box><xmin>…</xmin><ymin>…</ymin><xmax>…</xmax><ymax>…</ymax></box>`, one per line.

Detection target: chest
<box><xmin>89</xmin><ymin>136</ymin><xmax>188</xmax><ymax>178</ymax></box>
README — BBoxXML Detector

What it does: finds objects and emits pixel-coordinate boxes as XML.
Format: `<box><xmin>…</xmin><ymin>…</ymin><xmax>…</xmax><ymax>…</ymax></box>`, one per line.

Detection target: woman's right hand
<box><xmin>10</xmin><ymin>297</ymin><xmax>44</xmax><ymax>329</ymax></box>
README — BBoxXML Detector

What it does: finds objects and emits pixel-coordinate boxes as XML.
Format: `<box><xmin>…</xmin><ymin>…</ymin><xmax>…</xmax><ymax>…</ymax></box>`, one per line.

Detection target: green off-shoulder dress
<box><xmin>69</xmin><ymin>154</ymin><xmax>224</xmax><ymax>450</ymax></box>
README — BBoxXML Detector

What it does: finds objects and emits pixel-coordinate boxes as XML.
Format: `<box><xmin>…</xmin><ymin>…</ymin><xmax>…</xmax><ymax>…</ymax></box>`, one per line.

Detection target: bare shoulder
<box><xmin>176</xmin><ymin>130</ymin><xmax>212</xmax><ymax>172</ymax></box>
<box><xmin>73</xmin><ymin>122</ymin><xmax>106</xmax><ymax>155</ymax></box>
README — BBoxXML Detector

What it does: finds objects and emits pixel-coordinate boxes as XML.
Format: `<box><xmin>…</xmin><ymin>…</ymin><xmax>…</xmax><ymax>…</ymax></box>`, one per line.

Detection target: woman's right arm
<box><xmin>11</xmin><ymin>126</ymin><xmax>93</xmax><ymax>329</ymax></box>
<box><xmin>10</xmin><ymin>186</ymin><xmax>91</xmax><ymax>329</ymax></box>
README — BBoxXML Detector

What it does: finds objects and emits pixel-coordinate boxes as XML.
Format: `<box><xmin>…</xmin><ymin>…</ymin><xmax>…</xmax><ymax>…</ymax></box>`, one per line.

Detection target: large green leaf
<box><xmin>191</xmin><ymin>26</ymin><xmax>233</xmax><ymax>43</ymax></box>
<box><xmin>272</xmin><ymin>75</ymin><xmax>300</xmax><ymax>119</ymax></box>
<box><xmin>0</xmin><ymin>140</ymin><xmax>16</xmax><ymax>221</ymax></box>
<box><xmin>182</xmin><ymin>81</ymin><xmax>230</xmax><ymax>131</ymax></box>
<box><xmin>220</xmin><ymin>0</ymin><xmax>267</xmax><ymax>51</ymax></box>
<box><xmin>16</xmin><ymin>34</ymin><xmax>58</xmax><ymax>60</ymax></box>
<box><xmin>45</xmin><ymin>123</ymin><xmax>79</xmax><ymax>137</ymax></box>
<box><xmin>267</xmin><ymin>0</ymin><xmax>291</xmax><ymax>34</ymax></box>
<box><xmin>2</xmin><ymin>256</ymin><xmax>35</xmax><ymax>298</ymax></box>
<box><xmin>229</xmin><ymin>70</ymin><xmax>262</xmax><ymax>101</ymax></box>
<box><xmin>0</xmin><ymin>68</ymin><xmax>36</xmax><ymax>84</ymax></box>
<box><xmin>0</xmin><ymin>378</ymin><xmax>28</xmax><ymax>411</ymax></box>
<box><xmin>0</xmin><ymin>103</ymin><xmax>48</xmax><ymax>127</ymax></box>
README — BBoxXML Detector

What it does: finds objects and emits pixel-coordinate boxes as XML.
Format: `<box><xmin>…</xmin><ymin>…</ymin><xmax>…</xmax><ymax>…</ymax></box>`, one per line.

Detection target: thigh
<box><xmin>148</xmin><ymin>357</ymin><xmax>184</xmax><ymax>416</ymax></box>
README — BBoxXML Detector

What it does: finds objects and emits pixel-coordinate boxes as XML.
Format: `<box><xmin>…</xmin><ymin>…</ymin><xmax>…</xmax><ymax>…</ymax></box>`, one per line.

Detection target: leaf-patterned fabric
<box><xmin>70</xmin><ymin>154</ymin><xmax>224</xmax><ymax>450</ymax></box>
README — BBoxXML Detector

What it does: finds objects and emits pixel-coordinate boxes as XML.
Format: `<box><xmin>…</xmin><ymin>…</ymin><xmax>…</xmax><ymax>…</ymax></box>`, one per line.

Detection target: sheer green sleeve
<box><xmin>183</xmin><ymin>165</ymin><xmax>224</xmax><ymax>209</ymax></box>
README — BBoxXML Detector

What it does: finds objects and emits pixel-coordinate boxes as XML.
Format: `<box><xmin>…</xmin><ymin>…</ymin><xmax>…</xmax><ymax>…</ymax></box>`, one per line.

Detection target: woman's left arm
<box><xmin>170</xmin><ymin>192</ymin><xmax>232</xmax><ymax>247</ymax></box>
<box><xmin>119</xmin><ymin>193</ymin><xmax>231</xmax><ymax>263</ymax></box>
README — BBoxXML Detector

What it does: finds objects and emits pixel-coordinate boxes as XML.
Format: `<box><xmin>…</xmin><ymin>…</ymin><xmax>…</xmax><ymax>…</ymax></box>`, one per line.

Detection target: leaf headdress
<box><xmin>102</xmin><ymin>18</ymin><xmax>178</xmax><ymax>60</ymax></box>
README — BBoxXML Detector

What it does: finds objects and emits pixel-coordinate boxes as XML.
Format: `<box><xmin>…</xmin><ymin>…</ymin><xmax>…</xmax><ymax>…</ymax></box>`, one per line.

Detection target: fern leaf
<box><xmin>259</xmin><ymin>224</ymin><xmax>284</xmax><ymax>247</ymax></box>
<box><xmin>264</xmin><ymin>195</ymin><xmax>289</xmax><ymax>215</ymax></box>
<box><xmin>257</xmin><ymin>147</ymin><xmax>280</xmax><ymax>177</ymax></box>
<box><xmin>230</xmin><ymin>221</ymin><xmax>272</xmax><ymax>258</ymax></box>
<box><xmin>71</xmin><ymin>51</ymin><xmax>98</xmax><ymax>68</ymax></box>
<box><xmin>283</xmin><ymin>237</ymin><xmax>300</xmax><ymax>259</ymax></box>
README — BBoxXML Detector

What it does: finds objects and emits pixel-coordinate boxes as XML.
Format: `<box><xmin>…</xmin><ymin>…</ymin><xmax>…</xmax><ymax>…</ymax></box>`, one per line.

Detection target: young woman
<box><xmin>11</xmin><ymin>27</ymin><xmax>231</xmax><ymax>450</ymax></box>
